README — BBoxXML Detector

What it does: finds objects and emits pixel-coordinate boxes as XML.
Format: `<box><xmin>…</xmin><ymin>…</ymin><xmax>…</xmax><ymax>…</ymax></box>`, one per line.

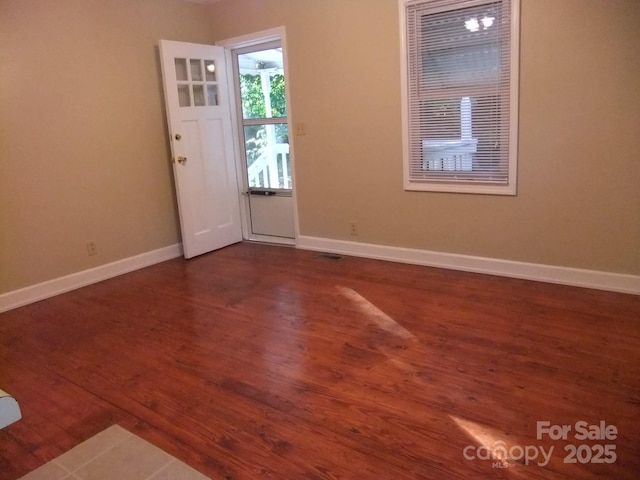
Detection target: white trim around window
<box><xmin>399</xmin><ymin>0</ymin><xmax>520</xmax><ymax>195</ymax></box>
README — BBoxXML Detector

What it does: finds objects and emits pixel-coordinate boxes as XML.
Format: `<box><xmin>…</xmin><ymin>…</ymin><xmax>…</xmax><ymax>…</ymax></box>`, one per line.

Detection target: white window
<box><xmin>400</xmin><ymin>0</ymin><xmax>520</xmax><ymax>195</ymax></box>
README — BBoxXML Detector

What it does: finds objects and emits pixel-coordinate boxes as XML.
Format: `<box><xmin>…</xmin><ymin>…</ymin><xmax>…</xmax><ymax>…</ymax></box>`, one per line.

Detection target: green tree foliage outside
<box><xmin>241</xmin><ymin>74</ymin><xmax>288</xmax><ymax>166</ymax></box>
<box><xmin>241</xmin><ymin>74</ymin><xmax>286</xmax><ymax>118</ymax></box>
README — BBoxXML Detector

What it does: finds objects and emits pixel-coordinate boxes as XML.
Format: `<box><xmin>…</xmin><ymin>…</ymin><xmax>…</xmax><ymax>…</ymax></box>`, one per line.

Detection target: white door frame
<box><xmin>217</xmin><ymin>27</ymin><xmax>299</xmax><ymax>246</ymax></box>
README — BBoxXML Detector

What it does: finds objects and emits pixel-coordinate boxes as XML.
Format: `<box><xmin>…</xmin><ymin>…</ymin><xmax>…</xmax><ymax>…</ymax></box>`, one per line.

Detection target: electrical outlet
<box><xmin>349</xmin><ymin>221</ymin><xmax>358</xmax><ymax>236</ymax></box>
<box><xmin>86</xmin><ymin>241</ymin><xmax>98</xmax><ymax>256</ymax></box>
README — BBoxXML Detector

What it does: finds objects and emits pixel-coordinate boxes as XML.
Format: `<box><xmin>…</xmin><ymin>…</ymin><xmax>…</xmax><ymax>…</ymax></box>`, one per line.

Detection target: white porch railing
<box><xmin>422</xmin><ymin>96</ymin><xmax>478</xmax><ymax>171</ymax></box>
<box><xmin>422</xmin><ymin>138</ymin><xmax>478</xmax><ymax>171</ymax></box>
<box><xmin>247</xmin><ymin>143</ymin><xmax>291</xmax><ymax>189</ymax></box>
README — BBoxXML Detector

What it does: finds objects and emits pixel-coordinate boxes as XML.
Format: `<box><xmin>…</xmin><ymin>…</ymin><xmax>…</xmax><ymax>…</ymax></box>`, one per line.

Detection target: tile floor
<box><xmin>18</xmin><ymin>425</ymin><xmax>210</xmax><ymax>480</ymax></box>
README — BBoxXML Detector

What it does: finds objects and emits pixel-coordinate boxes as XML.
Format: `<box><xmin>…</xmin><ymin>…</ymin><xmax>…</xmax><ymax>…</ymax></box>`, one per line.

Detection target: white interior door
<box><xmin>159</xmin><ymin>40</ymin><xmax>242</xmax><ymax>258</ymax></box>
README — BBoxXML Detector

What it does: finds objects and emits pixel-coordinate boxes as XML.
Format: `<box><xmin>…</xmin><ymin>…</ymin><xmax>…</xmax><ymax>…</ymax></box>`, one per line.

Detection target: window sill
<box><xmin>404</xmin><ymin>180</ymin><xmax>517</xmax><ymax>196</ymax></box>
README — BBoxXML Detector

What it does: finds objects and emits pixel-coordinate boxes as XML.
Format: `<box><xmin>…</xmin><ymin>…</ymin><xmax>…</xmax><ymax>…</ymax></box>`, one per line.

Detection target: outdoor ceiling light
<box><xmin>465</xmin><ymin>15</ymin><xmax>495</xmax><ymax>32</ymax></box>
<box><xmin>465</xmin><ymin>17</ymin><xmax>480</xmax><ymax>32</ymax></box>
<box><xmin>481</xmin><ymin>15</ymin><xmax>495</xmax><ymax>28</ymax></box>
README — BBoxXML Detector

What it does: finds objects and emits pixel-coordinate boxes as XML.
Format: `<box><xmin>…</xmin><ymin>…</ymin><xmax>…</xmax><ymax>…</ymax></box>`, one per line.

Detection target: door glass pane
<box><xmin>190</xmin><ymin>59</ymin><xmax>203</xmax><ymax>81</ymax></box>
<box><xmin>193</xmin><ymin>85</ymin><xmax>205</xmax><ymax>106</ymax></box>
<box><xmin>174</xmin><ymin>58</ymin><xmax>188</xmax><ymax>81</ymax></box>
<box><xmin>177</xmin><ymin>84</ymin><xmax>190</xmax><ymax>107</ymax></box>
<box><xmin>205</xmin><ymin>60</ymin><xmax>216</xmax><ymax>81</ymax></box>
<box><xmin>237</xmin><ymin>48</ymin><xmax>286</xmax><ymax>120</ymax></box>
<box><xmin>207</xmin><ymin>85</ymin><xmax>218</xmax><ymax>106</ymax></box>
<box><xmin>244</xmin><ymin>124</ymin><xmax>290</xmax><ymax>189</ymax></box>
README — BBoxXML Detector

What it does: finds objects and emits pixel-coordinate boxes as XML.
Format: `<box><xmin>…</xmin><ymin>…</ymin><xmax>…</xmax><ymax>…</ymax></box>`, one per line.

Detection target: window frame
<box><xmin>399</xmin><ymin>0</ymin><xmax>520</xmax><ymax>195</ymax></box>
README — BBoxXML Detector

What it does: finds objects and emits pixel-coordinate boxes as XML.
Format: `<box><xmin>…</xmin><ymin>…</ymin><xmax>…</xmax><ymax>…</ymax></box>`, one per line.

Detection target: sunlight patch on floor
<box><xmin>451</xmin><ymin>415</ymin><xmax>512</xmax><ymax>469</ymax></box>
<box><xmin>450</xmin><ymin>415</ymin><xmax>560</xmax><ymax>474</ymax></box>
<box><xmin>337</xmin><ymin>286</ymin><xmax>416</xmax><ymax>341</ymax></box>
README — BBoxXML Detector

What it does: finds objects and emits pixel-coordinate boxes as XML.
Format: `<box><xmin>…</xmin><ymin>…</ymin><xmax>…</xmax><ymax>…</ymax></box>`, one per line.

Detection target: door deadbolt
<box><xmin>174</xmin><ymin>134</ymin><xmax>182</xmax><ymax>140</ymax></box>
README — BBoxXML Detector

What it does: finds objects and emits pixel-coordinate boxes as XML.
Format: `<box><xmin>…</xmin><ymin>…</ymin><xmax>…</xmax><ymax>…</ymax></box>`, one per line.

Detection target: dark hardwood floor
<box><xmin>1</xmin><ymin>242</ymin><xmax>639</xmax><ymax>479</ymax></box>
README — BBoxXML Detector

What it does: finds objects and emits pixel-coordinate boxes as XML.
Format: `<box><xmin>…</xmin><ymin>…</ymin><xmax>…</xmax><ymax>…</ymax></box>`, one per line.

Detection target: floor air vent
<box><xmin>316</xmin><ymin>253</ymin><xmax>344</xmax><ymax>261</ymax></box>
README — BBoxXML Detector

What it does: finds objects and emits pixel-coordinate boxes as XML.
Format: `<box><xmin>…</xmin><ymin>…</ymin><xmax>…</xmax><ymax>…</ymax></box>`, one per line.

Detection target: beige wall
<box><xmin>1</xmin><ymin>0</ymin><xmax>638</xmax><ymax>296</ymax></box>
<box><xmin>207</xmin><ymin>0</ymin><xmax>640</xmax><ymax>276</ymax></box>
<box><xmin>0</xmin><ymin>0</ymin><xmax>214</xmax><ymax>293</ymax></box>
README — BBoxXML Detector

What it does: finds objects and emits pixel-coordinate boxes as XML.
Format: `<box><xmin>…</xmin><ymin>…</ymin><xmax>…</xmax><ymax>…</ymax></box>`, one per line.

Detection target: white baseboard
<box><xmin>297</xmin><ymin>236</ymin><xmax>640</xmax><ymax>295</ymax></box>
<box><xmin>0</xmin><ymin>244</ymin><xmax>183</xmax><ymax>313</ymax></box>
<box><xmin>2</xmin><ymin>238</ymin><xmax>636</xmax><ymax>314</ymax></box>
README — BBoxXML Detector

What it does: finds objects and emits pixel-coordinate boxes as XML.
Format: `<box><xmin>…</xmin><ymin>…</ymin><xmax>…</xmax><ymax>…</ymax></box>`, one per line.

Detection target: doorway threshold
<box><xmin>244</xmin><ymin>236</ymin><xmax>295</xmax><ymax>247</ymax></box>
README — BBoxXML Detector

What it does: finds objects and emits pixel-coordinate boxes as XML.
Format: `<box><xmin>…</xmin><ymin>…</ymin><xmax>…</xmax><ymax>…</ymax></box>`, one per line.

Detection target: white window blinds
<box><xmin>403</xmin><ymin>0</ymin><xmax>519</xmax><ymax>194</ymax></box>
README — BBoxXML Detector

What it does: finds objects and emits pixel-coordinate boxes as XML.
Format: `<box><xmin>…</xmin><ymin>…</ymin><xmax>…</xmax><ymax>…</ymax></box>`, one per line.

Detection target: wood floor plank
<box><xmin>1</xmin><ymin>242</ymin><xmax>638</xmax><ymax>479</ymax></box>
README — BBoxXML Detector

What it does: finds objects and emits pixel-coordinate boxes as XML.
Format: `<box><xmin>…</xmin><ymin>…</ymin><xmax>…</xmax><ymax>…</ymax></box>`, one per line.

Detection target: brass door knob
<box><xmin>177</xmin><ymin>156</ymin><xmax>187</xmax><ymax>165</ymax></box>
